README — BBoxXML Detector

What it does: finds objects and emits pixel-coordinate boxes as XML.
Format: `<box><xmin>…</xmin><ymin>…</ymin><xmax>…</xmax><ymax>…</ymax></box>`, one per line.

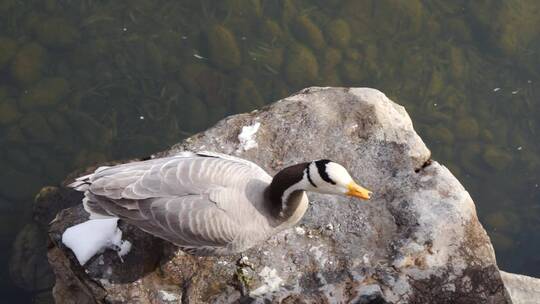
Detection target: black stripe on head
<box><xmin>315</xmin><ymin>160</ymin><xmax>336</xmax><ymax>185</ymax></box>
<box><xmin>306</xmin><ymin>164</ymin><xmax>317</xmax><ymax>187</ymax></box>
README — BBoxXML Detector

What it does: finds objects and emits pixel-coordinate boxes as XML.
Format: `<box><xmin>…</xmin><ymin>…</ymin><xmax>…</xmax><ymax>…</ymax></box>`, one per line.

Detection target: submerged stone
<box><xmin>455</xmin><ymin>117</ymin><xmax>480</xmax><ymax>140</ymax></box>
<box><xmin>0</xmin><ymin>98</ymin><xmax>21</xmax><ymax>125</ymax></box>
<box><xmin>21</xmin><ymin>77</ymin><xmax>69</xmax><ymax>109</ymax></box>
<box><xmin>292</xmin><ymin>15</ymin><xmax>326</xmax><ymax>50</ymax></box>
<box><xmin>35</xmin><ymin>17</ymin><xmax>80</xmax><ymax>48</ymax></box>
<box><xmin>325</xmin><ymin>19</ymin><xmax>351</xmax><ymax>48</ymax></box>
<box><xmin>483</xmin><ymin>145</ymin><xmax>513</xmax><ymax>171</ymax></box>
<box><xmin>11</xmin><ymin>42</ymin><xmax>46</xmax><ymax>84</ymax></box>
<box><xmin>234</xmin><ymin>78</ymin><xmax>264</xmax><ymax>113</ymax></box>
<box><xmin>207</xmin><ymin>25</ymin><xmax>241</xmax><ymax>70</ymax></box>
<box><xmin>284</xmin><ymin>44</ymin><xmax>319</xmax><ymax>87</ymax></box>
<box><xmin>0</xmin><ymin>36</ymin><xmax>17</xmax><ymax>69</ymax></box>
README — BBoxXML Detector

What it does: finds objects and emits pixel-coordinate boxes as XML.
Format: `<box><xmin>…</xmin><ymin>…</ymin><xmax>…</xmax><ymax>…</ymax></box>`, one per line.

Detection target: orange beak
<box><xmin>347</xmin><ymin>181</ymin><xmax>372</xmax><ymax>200</ymax></box>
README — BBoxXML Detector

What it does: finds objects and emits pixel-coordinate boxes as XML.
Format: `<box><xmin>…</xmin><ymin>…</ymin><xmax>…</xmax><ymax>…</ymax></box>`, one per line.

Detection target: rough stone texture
<box><xmin>47</xmin><ymin>87</ymin><xmax>513</xmax><ymax>303</ymax></box>
<box><xmin>501</xmin><ymin>271</ymin><xmax>540</xmax><ymax>304</ymax></box>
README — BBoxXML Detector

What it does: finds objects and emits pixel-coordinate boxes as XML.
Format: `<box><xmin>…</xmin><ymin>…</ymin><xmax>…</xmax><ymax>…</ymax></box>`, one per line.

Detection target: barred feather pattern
<box><xmin>69</xmin><ymin>152</ymin><xmax>278</xmax><ymax>255</ymax></box>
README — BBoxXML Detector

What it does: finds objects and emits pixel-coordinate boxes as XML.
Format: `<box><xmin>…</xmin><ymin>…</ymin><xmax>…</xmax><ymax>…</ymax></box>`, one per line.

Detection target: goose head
<box><xmin>304</xmin><ymin>160</ymin><xmax>371</xmax><ymax>200</ymax></box>
<box><xmin>268</xmin><ymin>159</ymin><xmax>371</xmax><ymax>215</ymax></box>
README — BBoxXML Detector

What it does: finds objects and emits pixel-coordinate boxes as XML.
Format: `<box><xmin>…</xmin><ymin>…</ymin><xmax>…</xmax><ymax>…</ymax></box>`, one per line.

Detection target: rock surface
<box><xmin>47</xmin><ymin>87</ymin><xmax>512</xmax><ymax>303</ymax></box>
<box><xmin>500</xmin><ymin>271</ymin><xmax>540</xmax><ymax>304</ymax></box>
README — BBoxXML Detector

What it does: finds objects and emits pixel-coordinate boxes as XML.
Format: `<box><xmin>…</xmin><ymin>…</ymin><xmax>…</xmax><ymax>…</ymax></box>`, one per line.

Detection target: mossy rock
<box><xmin>449</xmin><ymin>47</ymin><xmax>466</xmax><ymax>79</ymax></box>
<box><xmin>292</xmin><ymin>15</ymin><xmax>325</xmax><ymax>50</ymax></box>
<box><xmin>490</xmin><ymin>231</ymin><xmax>514</xmax><ymax>252</ymax></box>
<box><xmin>340</xmin><ymin>60</ymin><xmax>364</xmax><ymax>84</ymax></box>
<box><xmin>0</xmin><ymin>98</ymin><xmax>21</xmax><ymax>125</ymax></box>
<box><xmin>253</xmin><ymin>47</ymin><xmax>284</xmax><ymax>73</ymax></box>
<box><xmin>35</xmin><ymin>17</ymin><xmax>79</xmax><ymax>48</ymax></box>
<box><xmin>325</xmin><ymin>19</ymin><xmax>351</xmax><ymax>48</ymax></box>
<box><xmin>428</xmin><ymin>69</ymin><xmax>444</xmax><ymax>95</ymax></box>
<box><xmin>234</xmin><ymin>78</ymin><xmax>264</xmax><ymax>113</ymax></box>
<box><xmin>321</xmin><ymin>47</ymin><xmax>343</xmax><ymax>72</ymax></box>
<box><xmin>179</xmin><ymin>63</ymin><xmax>211</xmax><ymax>94</ymax></box>
<box><xmin>284</xmin><ymin>44</ymin><xmax>319</xmax><ymax>87</ymax></box>
<box><xmin>261</xmin><ymin>19</ymin><xmax>284</xmax><ymax>43</ymax></box>
<box><xmin>21</xmin><ymin>77</ymin><xmax>69</xmax><ymax>109</ymax></box>
<box><xmin>19</xmin><ymin>112</ymin><xmax>55</xmax><ymax>143</ymax></box>
<box><xmin>485</xmin><ymin>211</ymin><xmax>521</xmax><ymax>234</ymax></box>
<box><xmin>455</xmin><ymin>117</ymin><xmax>480</xmax><ymax>140</ymax></box>
<box><xmin>0</xmin><ymin>36</ymin><xmax>17</xmax><ymax>69</ymax></box>
<box><xmin>207</xmin><ymin>25</ymin><xmax>241</xmax><ymax>70</ymax></box>
<box><xmin>427</xmin><ymin>125</ymin><xmax>455</xmax><ymax>145</ymax></box>
<box><xmin>281</xmin><ymin>0</ymin><xmax>299</xmax><ymax>23</ymax></box>
<box><xmin>73</xmin><ymin>150</ymin><xmax>109</xmax><ymax>169</ymax></box>
<box><xmin>179</xmin><ymin>96</ymin><xmax>209</xmax><ymax>132</ymax></box>
<box><xmin>0</xmin><ymin>164</ymin><xmax>42</xmax><ymax>200</ymax></box>
<box><xmin>11</xmin><ymin>42</ymin><xmax>46</xmax><ymax>84</ymax></box>
<box><xmin>483</xmin><ymin>145</ymin><xmax>513</xmax><ymax>171</ymax></box>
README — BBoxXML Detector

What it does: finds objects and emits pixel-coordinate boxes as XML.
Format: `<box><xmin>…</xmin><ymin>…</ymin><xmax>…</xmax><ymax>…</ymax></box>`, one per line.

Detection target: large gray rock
<box><xmin>47</xmin><ymin>87</ymin><xmax>512</xmax><ymax>303</ymax></box>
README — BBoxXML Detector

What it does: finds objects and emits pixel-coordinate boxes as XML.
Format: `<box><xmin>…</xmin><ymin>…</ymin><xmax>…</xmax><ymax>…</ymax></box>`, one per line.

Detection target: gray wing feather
<box><xmin>75</xmin><ymin>152</ymin><xmax>271</xmax><ymax>252</ymax></box>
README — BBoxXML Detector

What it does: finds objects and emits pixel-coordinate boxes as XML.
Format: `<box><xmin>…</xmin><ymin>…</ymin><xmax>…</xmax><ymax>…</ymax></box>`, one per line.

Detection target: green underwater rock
<box><xmin>285</xmin><ymin>44</ymin><xmax>319</xmax><ymax>87</ymax></box>
<box><xmin>11</xmin><ymin>42</ymin><xmax>46</xmax><ymax>84</ymax></box>
<box><xmin>325</xmin><ymin>19</ymin><xmax>351</xmax><ymax>48</ymax></box>
<box><xmin>234</xmin><ymin>78</ymin><xmax>264</xmax><ymax>113</ymax></box>
<box><xmin>19</xmin><ymin>112</ymin><xmax>55</xmax><ymax>143</ymax></box>
<box><xmin>261</xmin><ymin>19</ymin><xmax>285</xmax><ymax>43</ymax></box>
<box><xmin>207</xmin><ymin>25</ymin><xmax>242</xmax><ymax>70</ymax></box>
<box><xmin>0</xmin><ymin>98</ymin><xmax>21</xmax><ymax>125</ymax></box>
<box><xmin>455</xmin><ymin>117</ymin><xmax>480</xmax><ymax>140</ymax></box>
<box><xmin>35</xmin><ymin>17</ymin><xmax>80</xmax><ymax>48</ymax></box>
<box><xmin>321</xmin><ymin>47</ymin><xmax>343</xmax><ymax>72</ymax></box>
<box><xmin>0</xmin><ymin>36</ymin><xmax>17</xmax><ymax>69</ymax></box>
<box><xmin>292</xmin><ymin>15</ymin><xmax>326</xmax><ymax>50</ymax></box>
<box><xmin>483</xmin><ymin>145</ymin><xmax>513</xmax><ymax>171</ymax></box>
<box><xmin>21</xmin><ymin>77</ymin><xmax>69</xmax><ymax>109</ymax></box>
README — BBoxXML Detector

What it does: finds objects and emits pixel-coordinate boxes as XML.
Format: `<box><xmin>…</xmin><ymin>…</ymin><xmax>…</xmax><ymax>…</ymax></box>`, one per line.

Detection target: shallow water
<box><xmin>0</xmin><ymin>0</ymin><xmax>539</xmax><ymax>302</ymax></box>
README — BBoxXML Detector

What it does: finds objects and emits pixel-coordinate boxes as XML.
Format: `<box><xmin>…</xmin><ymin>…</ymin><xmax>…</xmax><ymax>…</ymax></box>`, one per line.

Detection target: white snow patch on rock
<box><xmin>62</xmin><ymin>218</ymin><xmax>131</xmax><ymax>265</ymax></box>
<box><xmin>159</xmin><ymin>290</ymin><xmax>180</xmax><ymax>302</ymax></box>
<box><xmin>251</xmin><ymin>266</ymin><xmax>283</xmax><ymax>296</ymax></box>
<box><xmin>237</xmin><ymin>122</ymin><xmax>260</xmax><ymax>151</ymax></box>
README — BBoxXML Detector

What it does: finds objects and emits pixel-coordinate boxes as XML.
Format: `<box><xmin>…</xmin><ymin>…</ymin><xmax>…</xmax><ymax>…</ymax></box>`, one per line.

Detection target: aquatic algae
<box><xmin>180</xmin><ymin>63</ymin><xmax>211</xmax><ymax>95</ymax></box>
<box><xmin>261</xmin><ymin>19</ymin><xmax>284</xmax><ymax>43</ymax></box>
<box><xmin>35</xmin><ymin>17</ymin><xmax>80</xmax><ymax>48</ymax></box>
<box><xmin>179</xmin><ymin>96</ymin><xmax>209</xmax><ymax>132</ymax></box>
<box><xmin>449</xmin><ymin>47</ymin><xmax>466</xmax><ymax>79</ymax></box>
<box><xmin>489</xmin><ymin>231</ymin><xmax>514</xmax><ymax>252</ymax></box>
<box><xmin>485</xmin><ymin>211</ymin><xmax>521</xmax><ymax>234</ymax></box>
<box><xmin>0</xmin><ymin>98</ymin><xmax>21</xmax><ymax>125</ymax></box>
<box><xmin>284</xmin><ymin>44</ymin><xmax>319</xmax><ymax>87</ymax></box>
<box><xmin>340</xmin><ymin>60</ymin><xmax>364</xmax><ymax>84</ymax></box>
<box><xmin>21</xmin><ymin>77</ymin><xmax>69</xmax><ymax>109</ymax></box>
<box><xmin>325</xmin><ymin>19</ymin><xmax>351</xmax><ymax>48</ymax></box>
<box><xmin>207</xmin><ymin>25</ymin><xmax>241</xmax><ymax>70</ymax></box>
<box><xmin>493</xmin><ymin>1</ymin><xmax>540</xmax><ymax>57</ymax></box>
<box><xmin>455</xmin><ymin>117</ymin><xmax>480</xmax><ymax>140</ymax></box>
<box><xmin>321</xmin><ymin>47</ymin><xmax>342</xmax><ymax>72</ymax></box>
<box><xmin>19</xmin><ymin>112</ymin><xmax>55</xmax><ymax>143</ymax></box>
<box><xmin>281</xmin><ymin>0</ymin><xmax>299</xmax><ymax>24</ymax></box>
<box><xmin>292</xmin><ymin>15</ymin><xmax>326</xmax><ymax>50</ymax></box>
<box><xmin>11</xmin><ymin>42</ymin><xmax>46</xmax><ymax>84</ymax></box>
<box><xmin>483</xmin><ymin>145</ymin><xmax>513</xmax><ymax>171</ymax></box>
<box><xmin>234</xmin><ymin>78</ymin><xmax>264</xmax><ymax>113</ymax></box>
<box><xmin>0</xmin><ymin>37</ymin><xmax>17</xmax><ymax>69</ymax></box>
<box><xmin>427</xmin><ymin>125</ymin><xmax>455</xmax><ymax>145</ymax></box>
<box><xmin>250</xmin><ymin>45</ymin><xmax>284</xmax><ymax>74</ymax></box>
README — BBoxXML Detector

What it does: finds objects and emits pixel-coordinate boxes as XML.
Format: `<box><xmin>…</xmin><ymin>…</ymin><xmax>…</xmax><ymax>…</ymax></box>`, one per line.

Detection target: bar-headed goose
<box><xmin>69</xmin><ymin>151</ymin><xmax>371</xmax><ymax>255</ymax></box>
